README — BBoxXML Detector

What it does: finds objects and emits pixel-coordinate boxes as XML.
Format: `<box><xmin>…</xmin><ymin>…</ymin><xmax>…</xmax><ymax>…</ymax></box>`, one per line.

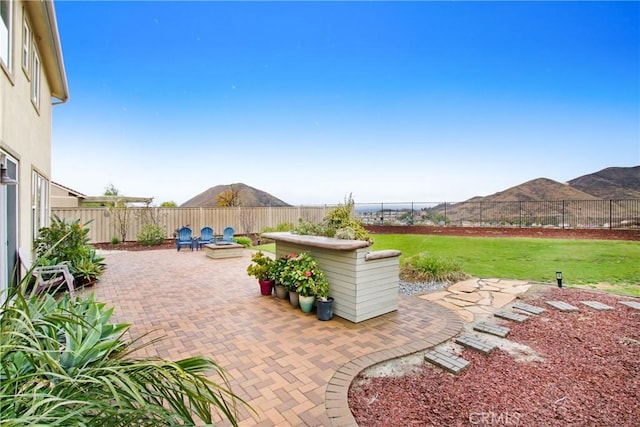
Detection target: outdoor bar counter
<box><xmin>262</xmin><ymin>232</ymin><xmax>401</xmax><ymax>323</ymax></box>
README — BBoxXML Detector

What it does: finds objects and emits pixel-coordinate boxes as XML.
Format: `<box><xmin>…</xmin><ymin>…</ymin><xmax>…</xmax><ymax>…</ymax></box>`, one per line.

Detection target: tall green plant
<box><xmin>0</xmin><ymin>277</ymin><xmax>253</xmax><ymax>426</ymax></box>
<box><xmin>33</xmin><ymin>216</ymin><xmax>105</xmax><ymax>286</ymax></box>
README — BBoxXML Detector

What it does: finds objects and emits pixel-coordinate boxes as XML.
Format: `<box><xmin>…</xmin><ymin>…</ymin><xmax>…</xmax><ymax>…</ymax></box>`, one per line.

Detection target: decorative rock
<box><xmin>448</xmin><ymin>279</ymin><xmax>479</xmax><ymax>293</ymax></box>
<box><xmin>424</xmin><ymin>349</ymin><xmax>469</xmax><ymax>374</ymax></box>
<box><xmin>491</xmin><ymin>293</ymin><xmax>517</xmax><ymax>308</ymax></box>
<box><xmin>546</xmin><ymin>301</ymin><xmax>579</xmax><ymax>312</ymax></box>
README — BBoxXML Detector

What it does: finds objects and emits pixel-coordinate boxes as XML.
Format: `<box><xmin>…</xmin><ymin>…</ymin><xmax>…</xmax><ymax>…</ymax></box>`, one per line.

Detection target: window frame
<box><xmin>21</xmin><ymin>11</ymin><xmax>30</xmax><ymax>75</ymax></box>
<box><xmin>0</xmin><ymin>0</ymin><xmax>12</xmax><ymax>71</ymax></box>
<box><xmin>31</xmin><ymin>171</ymin><xmax>49</xmax><ymax>242</ymax></box>
<box><xmin>30</xmin><ymin>43</ymin><xmax>40</xmax><ymax>109</ymax></box>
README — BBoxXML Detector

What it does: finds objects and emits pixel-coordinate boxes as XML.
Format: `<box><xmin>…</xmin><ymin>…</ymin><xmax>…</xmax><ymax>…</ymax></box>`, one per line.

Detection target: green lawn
<box><xmin>254</xmin><ymin>235</ymin><xmax>640</xmax><ymax>297</ymax></box>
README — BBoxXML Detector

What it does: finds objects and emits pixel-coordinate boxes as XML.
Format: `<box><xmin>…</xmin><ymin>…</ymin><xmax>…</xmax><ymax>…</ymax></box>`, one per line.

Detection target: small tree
<box><xmin>160</xmin><ymin>201</ymin><xmax>178</xmax><ymax>207</ymax></box>
<box><xmin>216</xmin><ymin>188</ymin><xmax>240</xmax><ymax>207</ymax></box>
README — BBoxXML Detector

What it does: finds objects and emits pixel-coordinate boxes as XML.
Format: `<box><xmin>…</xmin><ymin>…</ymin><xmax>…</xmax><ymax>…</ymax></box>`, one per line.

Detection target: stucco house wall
<box><xmin>0</xmin><ymin>0</ymin><xmax>68</xmax><ymax>298</ymax></box>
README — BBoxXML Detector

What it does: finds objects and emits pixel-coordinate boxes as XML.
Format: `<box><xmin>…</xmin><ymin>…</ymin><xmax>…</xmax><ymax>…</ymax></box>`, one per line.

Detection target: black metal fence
<box><xmin>355</xmin><ymin>200</ymin><xmax>640</xmax><ymax>229</ymax></box>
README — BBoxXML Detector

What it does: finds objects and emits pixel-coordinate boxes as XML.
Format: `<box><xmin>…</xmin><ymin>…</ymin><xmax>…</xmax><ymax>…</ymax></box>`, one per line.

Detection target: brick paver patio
<box><xmin>81</xmin><ymin>249</ymin><xmax>462</xmax><ymax>426</ymax></box>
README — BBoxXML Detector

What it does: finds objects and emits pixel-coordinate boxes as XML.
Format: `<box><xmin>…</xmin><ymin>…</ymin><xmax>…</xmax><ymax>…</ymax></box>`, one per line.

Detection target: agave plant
<box><xmin>1</xmin><ymin>269</ymin><xmax>253</xmax><ymax>425</ymax></box>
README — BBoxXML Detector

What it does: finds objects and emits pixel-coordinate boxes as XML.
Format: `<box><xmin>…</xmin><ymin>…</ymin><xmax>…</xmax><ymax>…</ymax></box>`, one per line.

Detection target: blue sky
<box><xmin>51</xmin><ymin>1</ymin><xmax>639</xmax><ymax>206</ymax></box>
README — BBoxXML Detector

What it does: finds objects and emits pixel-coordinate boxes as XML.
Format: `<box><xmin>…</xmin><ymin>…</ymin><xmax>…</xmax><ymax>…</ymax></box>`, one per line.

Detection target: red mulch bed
<box><xmin>93</xmin><ymin>240</ymin><xmax>178</xmax><ymax>251</ymax></box>
<box><xmin>348</xmin><ymin>287</ymin><xmax>640</xmax><ymax>426</ymax></box>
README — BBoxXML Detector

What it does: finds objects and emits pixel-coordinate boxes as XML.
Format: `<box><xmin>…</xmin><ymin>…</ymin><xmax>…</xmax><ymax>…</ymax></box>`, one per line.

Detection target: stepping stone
<box><xmin>512</xmin><ymin>302</ymin><xmax>546</xmax><ymax>315</ymax></box>
<box><xmin>424</xmin><ymin>349</ymin><xmax>469</xmax><ymax>375</ymax></box>
<box><xmin>474</xmin><ymin>322</ymin><xmax>510</xmax><ymax>338</ymax></box>
<box><xmin>455</xmin><ymin>335</ymin><xmax>497</xmax><ymax>355</ymax></box>
<box><xmin>620</xmin><ymin>301</ymin><xmax>640</xmax><ymax>311</ymax></box>
<box><xmin>494</xmin><ymin>310</ymin><xmax>529</xmax><ymax>323</ymax></box>
<box><xmin>546</xmin><ymin>301</ymin><xmax>579</xmax><ymax>312</ymax></box>
<box><xmin>581</xmin><ymin>301</ymin><xmax>614</xmax><ymax>310</ymax></box>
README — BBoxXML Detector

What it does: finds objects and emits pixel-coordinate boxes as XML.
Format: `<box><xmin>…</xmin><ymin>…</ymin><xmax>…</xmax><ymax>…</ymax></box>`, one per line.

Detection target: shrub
<box><xmin>137</xmin><ymin>224</ymin><xmax>166</xmax><ymax>246</ymax></box>
<box><xmin>400</xmin><ymin>252</ymin><xmax>468</xmax><ymax>283</ymax></box>
<box><xmin>261</xmin><ymin>222</ymin><xmax>295</xmax><ymax>233</ymax></box>
<box><xmin>110</xmin><ymin>236</ymin><xmax>120</xmax><ymax>244</ymax></box>
<box><xmin>34</xmin><ymin>215</ymin><xmax>105</xmax><ymax>285</ymax></box>
<box><xmin>294</xmin><ymin>194</ymin><xmax>371</xmax><ymax>242</ymax></box>
<box><xmin>234</xmin><ymin>236</ymin><xmax>252</xmax><ymax>247</ymax></box>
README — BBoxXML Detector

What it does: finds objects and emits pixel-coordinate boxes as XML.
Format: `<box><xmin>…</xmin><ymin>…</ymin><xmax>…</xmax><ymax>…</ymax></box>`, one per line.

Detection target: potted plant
<box><xmin>278</xmin><ymin>252</ymin><xmax>328</xmax><ymax>313</ymax></box>
<box><xmin>246</xmin><ymin>251</ymin><xmax>275</xmax><ymax>296</ymax></box>
<box><xmin>272</xmin><ymin>256</ymin><xmax>289</xmax><ymax>299</ymax></box>
<box><xmin>314</xmin><ymin>272</ymin><xmax>333</xmax><ymax>321</ymax></box>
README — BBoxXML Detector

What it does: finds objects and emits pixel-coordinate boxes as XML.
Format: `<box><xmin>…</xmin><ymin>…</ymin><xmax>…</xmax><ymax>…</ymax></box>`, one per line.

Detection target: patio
<box><xmin>80</xmin><ymin>249</ymin><xmax>463</xmax><ymax>426</ymax></box>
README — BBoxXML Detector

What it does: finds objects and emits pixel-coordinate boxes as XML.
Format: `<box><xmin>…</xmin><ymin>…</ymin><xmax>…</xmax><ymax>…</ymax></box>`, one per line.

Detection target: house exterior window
<box><xmin>0</xmin><ymin>0</ymin><xmax>11</xmax><ymax>68</ymax></box>
<box><xmin>31</xmin><ymin>46</ymin><xmax>40</xmax><ymax>108</ymax></box>
<box><xmin>32</xmin><ymin>171</ymin><xmax>49</xmax><ymax>240</ymax></box>
<box><xmin>22</xmin><ymin>13</ymin><xmax>30</xmax><ymax>73</ymax></box>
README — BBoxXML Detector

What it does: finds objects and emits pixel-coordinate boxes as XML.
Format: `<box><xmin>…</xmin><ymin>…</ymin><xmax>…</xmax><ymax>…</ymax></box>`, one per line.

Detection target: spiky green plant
<box><xmin>1</xmin><ymin>265</ymin><xmax>253</xmax><ymax>425</ymax></box>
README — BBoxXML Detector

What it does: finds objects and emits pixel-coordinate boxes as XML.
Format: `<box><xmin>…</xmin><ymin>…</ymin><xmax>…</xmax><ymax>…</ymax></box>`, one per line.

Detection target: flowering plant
<box><xmin>246</xmin><ymin>251</ymin><xmax>276</xmax><ymax>281</ymax></box>
<box><xmin>278</xmin><ymin>252</ymin><xmax>329</xmax><ymax>297</ymax></box>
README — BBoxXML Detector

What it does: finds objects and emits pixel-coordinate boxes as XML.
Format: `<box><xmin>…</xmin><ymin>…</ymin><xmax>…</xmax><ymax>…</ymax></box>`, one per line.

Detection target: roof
<box><xmin>51</xmin><ymin>181</ymin><xmax>86</xmax><ymax>198</ymax></box>
<box><xmin>24</xmin><ymin>0</ymin><xmax>69</xmax><ymax>103</ymax></box>
<box><xmin>83</xmin><ymin>196</ymin><xmax>154</xmax><ymax>205</ymax></box>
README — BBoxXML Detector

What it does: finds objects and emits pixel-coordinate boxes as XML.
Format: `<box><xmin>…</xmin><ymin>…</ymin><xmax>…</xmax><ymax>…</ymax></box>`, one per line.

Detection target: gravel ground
<box><xmin>348</xmin><ymin>287</ymin><xmax>640</xmax><ymax>426</ymax></box>
<box><xmin>398</xmin><ymin>280</ymin><xmax>449</xmax><ymax>296</ymax></box>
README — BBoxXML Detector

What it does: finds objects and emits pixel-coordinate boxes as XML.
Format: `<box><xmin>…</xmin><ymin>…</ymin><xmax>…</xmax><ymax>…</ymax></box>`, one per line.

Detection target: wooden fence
<box><xmin>51</xmin><ymin>206</ymin><xmax>333</xmax><ymax>244</ymax></box>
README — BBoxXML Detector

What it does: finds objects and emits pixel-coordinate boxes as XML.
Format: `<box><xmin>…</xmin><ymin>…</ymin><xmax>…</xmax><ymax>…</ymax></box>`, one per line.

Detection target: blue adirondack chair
<box><xmin>176</xmin><ymin>227</ymin><xmax>194</xmax><ymax>251</ymax></box>
<box><xmin>196</xmin><ymin>226</ymin><xmax>214</xmax><ymax>250</ymax></box>
<box><xmin>217</xmin><ymin>226</ymin><xmax>235</xmax><ymax>245</ymax></box>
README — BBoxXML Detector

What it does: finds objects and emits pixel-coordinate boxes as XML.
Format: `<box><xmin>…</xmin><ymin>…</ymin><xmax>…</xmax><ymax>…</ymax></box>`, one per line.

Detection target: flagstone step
<box><xmin>581</xmin><ymin>301</ymin><xmax>614</xmax><ymax>310</ymax></box>
<box><xmin>494</xmin><ymin>310</ymin><xmax>529</xmax><ymax>323</ymax></box>
<box><xmin>512</xmin><ymin>302</ymin><xmax>546</xmax><ymax>315</ymax></box>
<box><xmin>546</xmin><ymin>301</ymin><xmax>579</xmax><ymax>312</ymax></box>
<box><xmin>424</xmin><ymin>349</ymin><xmax>469</xmax><ymax>375</ymax></box>
<box><xmin>620</xmin><ymin>301</ymin><xmax>640</xmax><ymax>311</ymax></box>
<box><xmin>473</xmin><ymin>322</ymin><xmax>510</xmax><ymax>338</ymax></box>
<box><xmin>455</xmin><ymin>335</ymin><xmax>497</xmax><ymax>355</ymax></box>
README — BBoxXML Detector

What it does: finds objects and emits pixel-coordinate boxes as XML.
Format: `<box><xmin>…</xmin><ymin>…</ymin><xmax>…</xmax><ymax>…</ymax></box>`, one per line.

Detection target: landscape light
<box><xmin>0</xmin><ymin>154</ymin><xmax>18</xmax><ymax>186</ymax></box>
<box><xmin>556</xmin><ymin>271</ymin><xmax>563</xmax><ymax>288</ymax></box>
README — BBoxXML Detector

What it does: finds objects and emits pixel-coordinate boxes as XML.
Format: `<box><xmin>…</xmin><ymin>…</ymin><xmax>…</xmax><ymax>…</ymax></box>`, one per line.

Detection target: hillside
<box><xmin>180</xmin><ymin>183</ymin><xmax>290</xmax><ymax>208</ymax></box>
<box><xmin>568</xmin><ymin>166</ymin><xmax>640</xmax><ymax>199</ymax></box>
<box><xmin>478</xmin><ymin>177</ymin><xmax>598</xmax><ymax>202</ymax></box>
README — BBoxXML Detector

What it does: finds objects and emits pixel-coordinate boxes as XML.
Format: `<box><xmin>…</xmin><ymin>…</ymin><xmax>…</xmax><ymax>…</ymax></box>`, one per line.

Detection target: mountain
<box><xmin>568</xmin><ymin>166</ymin><xmax>640</xmax><ymax>199</ymax></box>
<box><xmin>180</xmin><ymin>183</ymin><xmax>291</xmax><ymax>208</ymax></box>
<box><xmin>476</xmin><ymin>177</ymin><xmax>598</xmax><ymax>202</ymax></box>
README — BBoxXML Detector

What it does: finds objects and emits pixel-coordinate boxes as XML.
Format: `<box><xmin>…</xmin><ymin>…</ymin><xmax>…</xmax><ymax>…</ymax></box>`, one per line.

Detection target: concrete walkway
<box><xmin>81</xmin><ymin>249</ymin><xmax>463</xmax><ymax>426</ymax></box>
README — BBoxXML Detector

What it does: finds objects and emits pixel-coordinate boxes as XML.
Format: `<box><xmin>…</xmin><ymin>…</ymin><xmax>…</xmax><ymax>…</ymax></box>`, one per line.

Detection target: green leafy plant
<box><xmin>110</xmin><ymin>236</ymin><xmax>121</xmax><ymax>244</ymax></box>
<box><xmin>234</xmin><ymin>236</ymin><xmax>252</xmax><ymax>247</ymax></box>
<box><xmin>137</xmin><ymin>223</ymin><xmax>167</xmax><ymax>246</ymax></box>
<box><xmin>400</xmin><ymin>252</ymin><xmax>468</xmax><ymax>283</ymax></box>
<box><xmin>34</xmin><ymin>215</ymin><xmax>105</xmax><ymax>286</ymax></box>
<box><xmin>278</xmin><ymin>252</ymin><xmax>328</xmax><ymax>297</ymax></box>
<box><xmin>0</xmin><ymin>277</ymin><xmax>254</xmax><ymax>426</ymax></box>
<box><xmin>294</xmin><ymin>194</ymin><xmax>370</xmax><ymax>242</ymax></box>
<box><xmin>246</xmin><ymin>251</ymin><xmax>276</xmax><ymax>281</ymax></box>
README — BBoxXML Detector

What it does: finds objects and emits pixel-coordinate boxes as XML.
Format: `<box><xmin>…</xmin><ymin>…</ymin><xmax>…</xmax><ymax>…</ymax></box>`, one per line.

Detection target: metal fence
<box><xmin>355</xmin><ymin>200</ymin><xmax>640</xmax><ymax>229</ymax></box>
<box><xmin>51</xmin><ymin>199</ymin><xmax>640</xmax><ymax>243</ymax></box>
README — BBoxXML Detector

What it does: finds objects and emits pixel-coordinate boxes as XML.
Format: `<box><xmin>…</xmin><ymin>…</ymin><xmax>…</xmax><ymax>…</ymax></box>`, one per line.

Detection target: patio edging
<box><xmin>325</xmin><ymin>299</ymin><xmax>464</xmax><ymax>426</ymax></box>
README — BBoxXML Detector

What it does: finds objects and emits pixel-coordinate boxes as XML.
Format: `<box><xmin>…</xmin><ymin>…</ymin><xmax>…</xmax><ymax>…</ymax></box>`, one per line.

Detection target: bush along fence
<box><xmin>50</xmin><ymin>206</ymin><xmax>335</xmax><ymax>244</ymax></box>
<box><xmin>355</xmin><ymin>199</ymin><xmax>640</xmax><ymax>229</ymax></box>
